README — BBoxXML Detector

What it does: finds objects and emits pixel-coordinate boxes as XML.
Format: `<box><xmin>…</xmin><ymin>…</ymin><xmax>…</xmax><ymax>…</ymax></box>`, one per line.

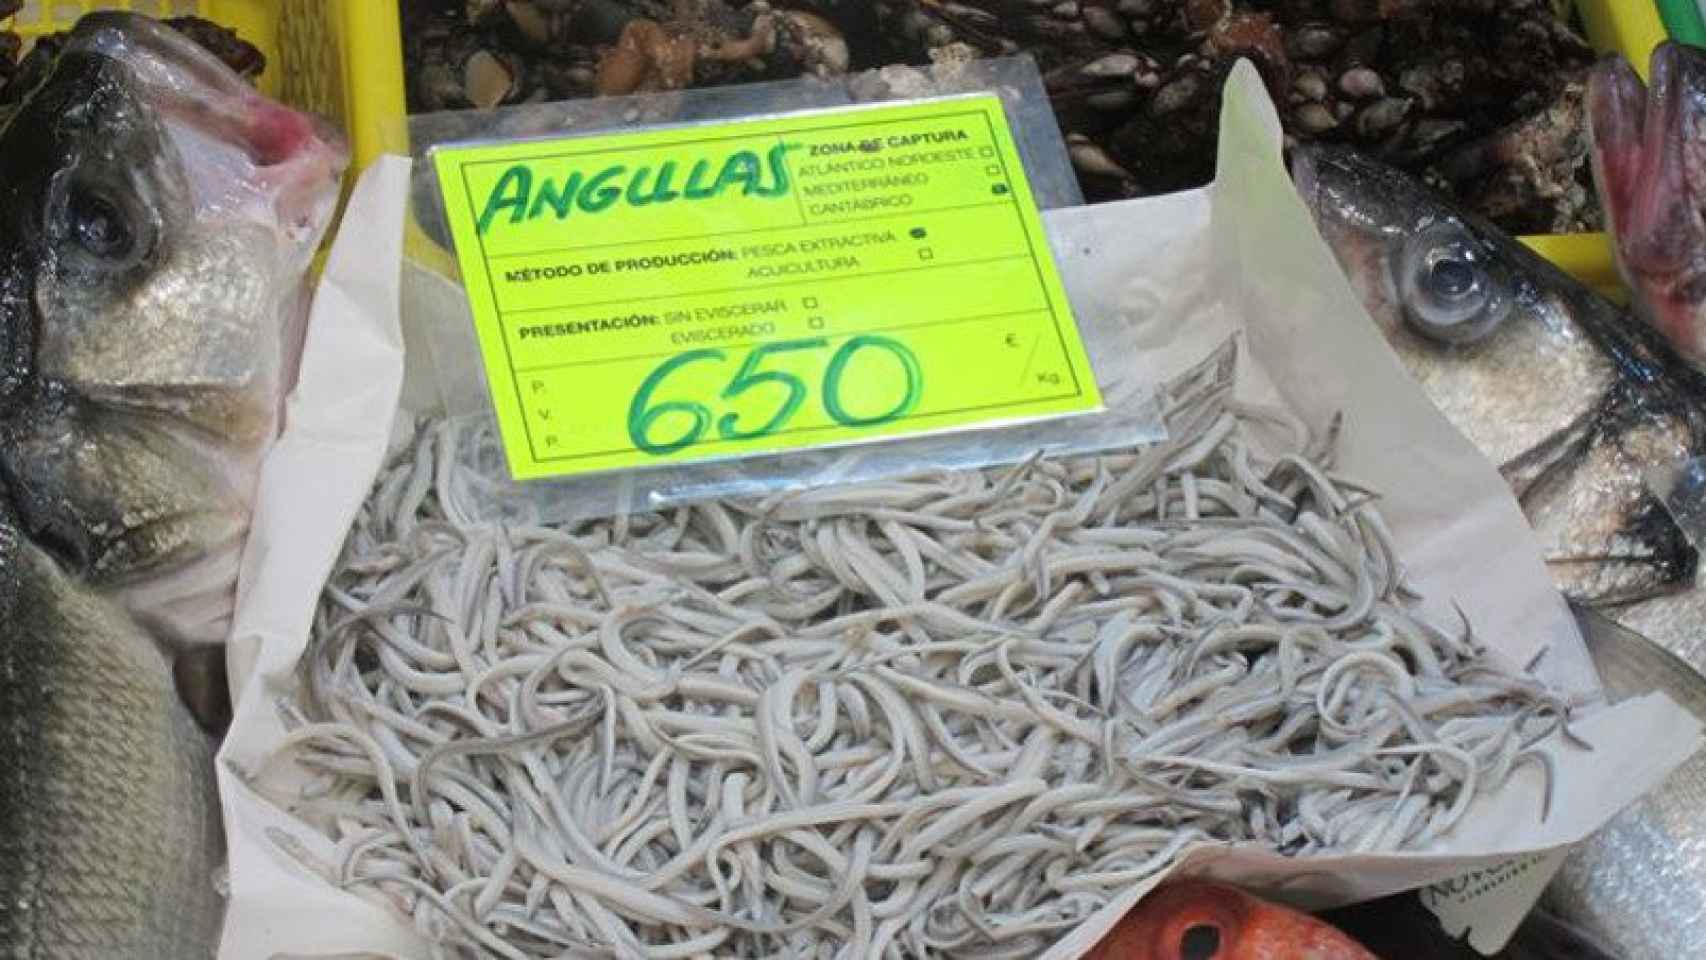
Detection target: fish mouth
<box><xmin>1288</xmin><ymin>146</ymin><xmax>1358</xmax><ymax>264</ymax></box>
<box><xmin>1589</xmin><ymin>42</ymin><xmax>1706</xmax><ymax>360</ymax></box>
<box><xmin>1590</xmin><ymin>44</ymin><xmax>1704</xmax><ymax>277</ymax></box>
<box><xmin>68</xmin><ymin>12</ymin><xmax>348</xmax><ymax>253</ymax></box>
<box><xmin>1286</xmin><ymin>143</ymin><xmax>1418</xmax><ymax>238</ymax></box>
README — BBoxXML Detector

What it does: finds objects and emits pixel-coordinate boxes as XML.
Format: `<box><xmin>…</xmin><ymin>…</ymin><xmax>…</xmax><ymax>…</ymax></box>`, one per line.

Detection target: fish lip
<box><xmin>1289</xmin><ymin>145</ymin><xmax>1325</xmax><ymax>219</ymax></box>
<box><xmin>1649</xmin><ymin>42</ymin><xmax>1689</xmax><ymax>208</ymax></box>
<box><xmin>1587</xmin><ymin>53</ymin><xmax>1642</xmax><ymax>254</ymax></box>
<box><xmin>70</xmin><ymin>11</ymin><xmax>254</xmax><ymax>103</ymax></box>
<box><xmin>1652</xmin><ymin>40</ymin><xmax>1687</xmax><ymax>104</ymax></box>
<box><xmin>1286</xmin><ymin>144</ymin><xmax>1400</xmax><ymax>234</ymax></box>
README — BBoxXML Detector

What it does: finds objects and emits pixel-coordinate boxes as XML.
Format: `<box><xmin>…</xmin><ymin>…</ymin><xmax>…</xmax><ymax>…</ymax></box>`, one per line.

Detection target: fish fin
<box><xmin>173</xmin><ymin>643</ymin><xmax>232</xmax><ymax>737</ymax></box>
<box><xmin>1545</xmin><ymin>552</ymin><xmax>1688</xmax><ymax>608</ymax></box>
<box><xmin>1624</xmin><ymin>493</ymin><xmax>1700</xmax><ymax>590</ymax></box>
<box><xmin>1501</xmin><ymin>405</ymin><xmax>1601</xmax><ymax>506</ymax></box>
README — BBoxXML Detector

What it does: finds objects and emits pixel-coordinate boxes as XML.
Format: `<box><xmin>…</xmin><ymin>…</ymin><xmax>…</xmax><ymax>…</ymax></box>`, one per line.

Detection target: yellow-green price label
<box><xmin>432</xmin><ymin>95</ymin><xmax>1104</xmax><ymax>481</ymax></box>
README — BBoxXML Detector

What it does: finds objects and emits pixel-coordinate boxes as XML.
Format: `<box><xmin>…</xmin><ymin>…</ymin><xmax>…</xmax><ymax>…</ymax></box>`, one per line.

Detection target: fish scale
<box><xmin>1</xmin><ymin>540</ymin><xmax>221</xmax><ymax>959</ymax></box>
<box><xmin>1540</xmin><ymin>606</ymin><xmax>1706</xmax><ymax>958</ymax></box>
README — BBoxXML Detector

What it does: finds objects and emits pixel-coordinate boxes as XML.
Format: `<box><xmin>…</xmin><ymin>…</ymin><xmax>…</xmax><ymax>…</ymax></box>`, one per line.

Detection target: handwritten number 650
<box><xmin>627</xmin><ymin>336</ymin><xmax>921</xmax><ymax>456</ymax></box>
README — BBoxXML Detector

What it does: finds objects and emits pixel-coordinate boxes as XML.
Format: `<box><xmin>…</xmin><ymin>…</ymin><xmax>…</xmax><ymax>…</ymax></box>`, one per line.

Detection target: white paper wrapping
<box><xmin>214</xmin><ymin>68</ymin><xmax>1702</xmax><ymax>960</ymax></box>
<box><xmin>218</xmin><ymin>156</ymin><xmax>423</xmax><ymax>958</ymax></box>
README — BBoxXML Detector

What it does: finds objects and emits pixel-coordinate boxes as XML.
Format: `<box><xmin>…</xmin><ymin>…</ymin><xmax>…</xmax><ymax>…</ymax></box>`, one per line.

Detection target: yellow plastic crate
<box><xmin>3</xmin><ymin>1</ymin><xmax>1668</xmax><ymax>294</ymax></box>
<box><xmin>351</xmin><ymin>0</ymin><xmax>1680</xmax><ymax>296</ymax></box>
<box><xmin>3</xmin><ymin>0</ymin><xmax>405</xmax><ymax>188</ymax></box>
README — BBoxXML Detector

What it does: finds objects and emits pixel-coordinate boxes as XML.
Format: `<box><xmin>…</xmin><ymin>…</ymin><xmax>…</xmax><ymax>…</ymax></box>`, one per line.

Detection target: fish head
<box><xmin>1589</xmin><ymin>42</ymin><xmax>1706</xmax><ymax>364</ymax></box>
<box><xmin>1294</xmin><ymin>143</ymin><xmax>1706</xmax><ymax>605</ymax></box>
<box><xmin>1290</xmin><ymin>142</ymin><xmax>1520</xmax><ymax>346</ymax></box>
<box><xmin>1083</xmin><ymin>881</ymin><xmax>1379</xmax><ymax>960</ymax></box>
<box><xmin>0</xmin><ymin>12</ymin><xmax>344</xmax><ymax>429</ymax></box>
<box><xmin>1291</xmin><ymin>143</ymin><xmax>1616</xmax><ymax>471</ymax></box>
<box><xmin>0</xmin><ymin>12</ymin><xmax>346</xmax><ymax>641</ymax></box>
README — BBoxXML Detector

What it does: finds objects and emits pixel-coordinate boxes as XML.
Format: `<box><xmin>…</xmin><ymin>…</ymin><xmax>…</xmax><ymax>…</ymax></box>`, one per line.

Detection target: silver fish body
<box><xmin>0</xmin><ymin>12</ymin><xmax>345</xmax><ymax>958</ymax></box>
<box><xmin>0</xmin><ymin>531</ymin><xmax>222</xmax><ymax>959</ymax></box>
<box><xmin>1543</xmin><ymin>604</ymin><xmax>1706</xmax><ymax>959</ymax></box>
<box><xmin>1293</xmin><ymin>143</ymin><xmax>1706</xmax><ymax>662</ymax></box>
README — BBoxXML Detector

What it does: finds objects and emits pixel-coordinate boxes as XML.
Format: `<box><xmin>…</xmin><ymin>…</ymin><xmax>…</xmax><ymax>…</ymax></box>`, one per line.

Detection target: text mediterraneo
<box><xmin>476</xmin><ymin>142</ymin><xmax>797</xmax><ymax>234</ymax></box>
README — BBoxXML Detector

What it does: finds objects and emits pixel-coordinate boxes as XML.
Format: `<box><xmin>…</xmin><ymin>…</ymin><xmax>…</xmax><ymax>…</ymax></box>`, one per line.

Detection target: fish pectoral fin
<box><xmin>1547</xmin><ymin>551</ymin><xmax>1689</xmax><ymax>607</ymax></box>
<box><xmin>1500</xmin><ymin>405</ymin><xmax>1602</xmax><ymax>504</ymax></box>
<box><xmin>172</xmin><ymin>643</ymin><xmax>233</xmax><ymax>737</ymax></box>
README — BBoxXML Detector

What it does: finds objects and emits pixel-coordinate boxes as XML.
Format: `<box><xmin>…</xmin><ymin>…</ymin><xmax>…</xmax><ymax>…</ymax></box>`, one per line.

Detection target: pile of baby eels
<box><xmin>255</xmin><ymin>344</ymin><xmax>1579</xmax><ymax>959</ymax></box>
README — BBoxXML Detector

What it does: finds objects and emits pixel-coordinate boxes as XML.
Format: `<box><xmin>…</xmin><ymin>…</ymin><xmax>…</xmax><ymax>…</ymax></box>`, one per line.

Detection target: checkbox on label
<box><xmin>802</xmin><ymin>296</ymin><xmax>820</xmax><ymax>309</ymax></box>
<box><xmin>985</xmin><ymin>164</ymin><xmax>1002</xmax><ymax>177</ymax></box>
<box><xmin>978</xmin><ymin>146</ymin><xmax>994</xmax><ymax>158</ymax></box>
<box><xmin>919</xmin><ymin>247</ymin><xmax>935</xmax><ymax>261</ymax></box>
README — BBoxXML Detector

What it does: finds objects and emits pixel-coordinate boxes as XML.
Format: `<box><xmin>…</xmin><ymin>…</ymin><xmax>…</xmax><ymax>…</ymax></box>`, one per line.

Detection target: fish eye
<box><xmin>1430</xmin><ymin>257</ymin><xmax>1475</xmax><ymax>296</ymax></box>
<box><xmin>1179</xmin><ymin>923</ymin><xmax>1221</xmax><ymax>959</ymax></box>
<box><xmin>67</xmin><ymin>186</ymin><xmax>134</xmax><ymax>260</ymax></box>
<box><xmin>1397</xmin><ymin>222</ymin><xmax>1512</xmax><ymax>345</ymax></box>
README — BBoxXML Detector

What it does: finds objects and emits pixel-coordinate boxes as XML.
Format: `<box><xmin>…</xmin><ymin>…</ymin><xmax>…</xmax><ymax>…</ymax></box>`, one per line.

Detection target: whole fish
<box><xmin>1083</xmin><ymin>881</ymin><xmax>1378</xmax><ymax>959</ymax></box>
<box><xmin>1291</xmin><ymin>143</ymin><xmax>1706</xmax><ymax>667</ymax></box>
<box><xmin>1589</xmin><ymin>42</ymin><xmax>1706</xmax><ymax>366</ymax></box>
<box><xmin>0</xmin><ymin>12</ymin><xmax>344</xmax><ymax>959</ymax></box>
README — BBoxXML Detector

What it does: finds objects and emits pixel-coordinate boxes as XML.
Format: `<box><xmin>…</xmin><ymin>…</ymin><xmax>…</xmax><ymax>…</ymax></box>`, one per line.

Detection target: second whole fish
<box><xmin>1293</xmin><ymin>137</ymin><xmax>1706</xmax><ymax>960</ymax></box>
<box><xmin>0</xmin><ymin>12</ymin><xmax>345</xmax><ymax>959</ymax></box>
<box><xmin>1291</xmin><ymin>143</ymin><xmax>1706</xmax><ymax>669</ymax></box>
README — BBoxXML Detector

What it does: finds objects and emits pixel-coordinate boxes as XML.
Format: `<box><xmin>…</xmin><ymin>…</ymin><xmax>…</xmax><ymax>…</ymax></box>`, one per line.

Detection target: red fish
<box><xmin>1084</xmin><ymin>881</ymin><xmax>1381</xmax><ymax>960</ymax></box>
